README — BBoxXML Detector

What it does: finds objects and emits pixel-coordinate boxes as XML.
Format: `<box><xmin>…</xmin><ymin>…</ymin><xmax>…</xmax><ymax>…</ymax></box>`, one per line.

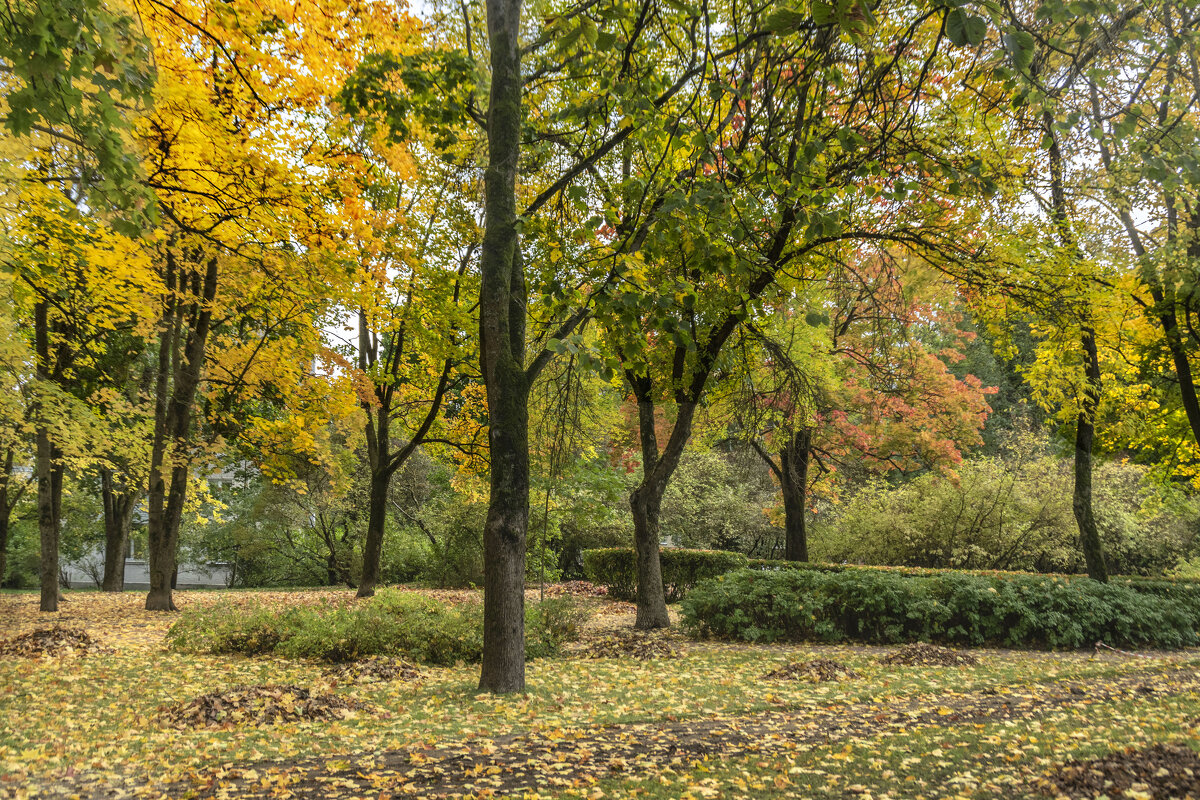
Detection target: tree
<box><xmin>129</xmin><ymin>0</ymin><xmax>413</xmax><ymax>610</ymax></box>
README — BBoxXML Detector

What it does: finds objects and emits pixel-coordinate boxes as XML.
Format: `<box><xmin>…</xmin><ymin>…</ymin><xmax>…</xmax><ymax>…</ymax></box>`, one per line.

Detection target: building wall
<box><xmin>61</xmin><ymin>548</ymin><xmax>232</xmax><ymax>590</ymax></box>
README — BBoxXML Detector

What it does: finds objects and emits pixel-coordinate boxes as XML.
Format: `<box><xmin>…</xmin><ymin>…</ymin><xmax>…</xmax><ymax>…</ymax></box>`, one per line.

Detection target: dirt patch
<box><xmin>577</xmin><ymin>632</ymin><xmax>682</xmax><ymax>660</ymax></box>
<box><xmin>159</xmin><ymin>684</ymin><xmax>371</xmax><ymax>728</ymax></box>
<box><xmin>762</xmin><ymin>658</ymin><xmax>860</xmax><ymax>682</ymax></box>
<box><xmin>322</xmin><ymin>657</ymin><xmax>423</xmax><ymax>684</ymax></box>
<box><xmin>880</xmin><ymin>643</ymin><xmax>979</xmax><ymax>666</ymax></box>
<box><xmin>0</xmin><ymin>626</ymin><xmax>108</xmax><ymax>658</ymax></box>
<box><xmin>1040</xmin><ymin>743</ymin><xmax>1200</xmax><ymax>799</ymax></box>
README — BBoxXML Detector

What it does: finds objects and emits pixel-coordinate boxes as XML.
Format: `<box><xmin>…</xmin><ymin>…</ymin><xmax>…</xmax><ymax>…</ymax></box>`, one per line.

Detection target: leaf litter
<box><xmin>159</xmin><ymin>684</ymin><xmax>371</xmax><ymax>728</ymax></box>
<box><xmin>879</xmin><ymin>642</ymin><xmax>980</xmax><ymax>666</ymax></box>
<box><xmin>0</xmin><ymin>627</ymin><xmax>109</xmax><ymax>658</ymax></box>
<box><xmin>1039</xmin><ymin>742</ymin><xmax>1200</xmax><ymax>799</ymax></box>
<box><xmin>762</xmin><ymin>658</ymin><xmax>860</xmax><ymax>682</ymax></box>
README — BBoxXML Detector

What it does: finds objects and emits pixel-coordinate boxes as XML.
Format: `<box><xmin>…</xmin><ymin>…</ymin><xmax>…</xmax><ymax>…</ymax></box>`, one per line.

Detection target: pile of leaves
<box><xmin>762</xmin><ymin>658</ymin><xmax>861</xmax><ymax>682</ymax></box>
<box><xmin>577</xmin><ymin>632</ymin><xmax>682</xmax><ymax>660</ymax></box>
<box><xmin>541</xmin><ymin>581</ymin><xmax>609</xmax><ymax>599</ymax></box>
<box><xmin>322</xmin><ymin>656</ymin><xmax>423</xmax><ymax>683</ymax></box>
<box><xmin>0</xmin><ymin>627</ymin><xmax>107</xmax><ymax>658</ymax></box>
<box><xmin>159</xmin><ymin>684</ymin><xmax>370</xmax><ymax>728</ymax></box>
<box><xmin>1040</xmin><ymin>743</ymin><xmax>1200</xmax><ymax>798</ymax></box>
<box><xmin>880</xmin><ymin>643</ymin><xmax>979</xmax><ymax>666</ymax></box>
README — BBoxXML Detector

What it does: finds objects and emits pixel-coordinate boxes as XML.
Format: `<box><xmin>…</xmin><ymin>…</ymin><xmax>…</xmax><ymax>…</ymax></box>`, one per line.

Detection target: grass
<box><xmin>1</xmin><ymin>588</ymin><xmax>1198</xmax><ymax>799</ymax></box>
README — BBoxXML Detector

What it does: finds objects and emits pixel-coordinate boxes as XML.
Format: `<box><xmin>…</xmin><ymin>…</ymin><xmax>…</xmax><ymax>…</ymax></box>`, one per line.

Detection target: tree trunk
<box><xmin>779</xmin><ymin>428</ymin><xmax>812</xmax><ymax>562</ymax></box>
<box><xmin>33</xmin><ymin>301</ymin><xmax>60</xmax><ymax>612</ymax></box>
<box><xmin>101</xmin><ymin>470</ymin><xmax>137</xmax><ymax>592</ymax></box>
<box><xmin>357</xmin><ymin>466</ymin><xmax>389</xmax><ymax>597</ymax></box>
<box><xmin>628</xmin><ymin>396</ymin><xmax>700</xmax><ymax>629</ymax></box>
<box><xmin>478</xmin><ymin>0</ymin><xmax>528</xmax><ymax>694</ymax></box>
<box><xmin>0</xmin><ymin>447</ymin><xmax>22</xmax><ymax>588</ymax></box>
<box><xmin>630</xmin><ymin>398</ymin><xmax>670</xmax><ymax>628</ymax></box>
<box><xmin>1074</xmin><ymin>326</ymin><xmax>1108</xmax><ymax>582</ymax></box>
<box><xmin>630</xmin><ymin>482</ymin><xmax>669</xmax><ymax>626</ymax></box>
<box><xmin>146</xmin><ymin>253</ymin><xmax>219</xmax><ymax>612</ymax></box>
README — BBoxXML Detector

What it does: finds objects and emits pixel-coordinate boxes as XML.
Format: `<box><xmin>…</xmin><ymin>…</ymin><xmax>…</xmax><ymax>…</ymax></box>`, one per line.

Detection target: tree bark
<box><xmin>146</xmin><ymin>252</ymin><xmax>219</xmax><ymax>611</ymax></box>
<box><xmin>628</xmin><ymin>397</ymin><xmax>698</xmax><ymax>629</ymax></box>
<box><xmin>478</xmin><ymin>0</ymin><xmax>528</xmax><ymax>693</ymax></box>
<box><xmin>1074</xmin><ymin>326</ymin><xmax>1108</xmax><ymax>582</ymax></box>
<box><xmin>358</xmin><ymin>465</ymin><xmax>390</xmax><ymax>597</ymax></box>
<box><xmin>779</xmin><ymin>428</ymin><xmax>812</xmax><ymax>562</ymax></box>
<box><xmin>33</xmin><ymin>301</ymin><xmax>60</xmax><ymax>612</ymax></box>
<box><xmin>100</xmin><ymin>469</ymin><xmax>137</xmax><ymax>592</ymax></box>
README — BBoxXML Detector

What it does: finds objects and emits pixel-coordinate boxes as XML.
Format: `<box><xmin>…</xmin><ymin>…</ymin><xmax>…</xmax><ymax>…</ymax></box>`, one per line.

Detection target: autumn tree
<box><xmin>727</xmin><ymin>255</ymin><xmax>993</xmax><ymax>562</ymax></box>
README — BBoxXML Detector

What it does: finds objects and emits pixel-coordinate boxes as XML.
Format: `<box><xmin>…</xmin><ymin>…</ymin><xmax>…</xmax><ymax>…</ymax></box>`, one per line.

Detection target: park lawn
<box><xmin>0</xmin><ymin>588</ymin><xmax>1197</xmax><ymax>799</ymax></box>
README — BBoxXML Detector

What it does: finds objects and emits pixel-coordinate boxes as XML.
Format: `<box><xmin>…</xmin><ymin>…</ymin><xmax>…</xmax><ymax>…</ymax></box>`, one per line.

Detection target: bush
<box><xmin>680</xmin><ymin>568</ymin><xmax>1198</xmax><ymax>650</ymax></box>
<box><xmin>814</xmin><ymin>455</ymin><xmax>1199</xmax><ymax>576</ymax></box>
<box><xmin>166</xmin><ymin>589</ymin><xmax>589</xmax><ymax>664</ymax></box>
<box><xmin>582</xmin><ymin>548</ymin><xmax>749</xmax><ymax>601</ymax></box>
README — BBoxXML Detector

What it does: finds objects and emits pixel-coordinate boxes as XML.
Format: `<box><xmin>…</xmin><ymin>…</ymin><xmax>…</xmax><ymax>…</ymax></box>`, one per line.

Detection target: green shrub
<box><xmin>582</xmin><ymin>548</ymin><xmax>749</xmax><ymax>601</ymax></box>
<box><xmin>814</xmin><ymin>456</ymin><xmax>1199</xmax><ymax>576</ymax></box>
<box><xmin>166</xmin><ymin>589</ymin><xmax>589</xmax><ymax>664</ymax></box>
<box><xmin>680</xmin><ymin>568</ymin><xmax>1198</xmax><ymax>650</ymax></box>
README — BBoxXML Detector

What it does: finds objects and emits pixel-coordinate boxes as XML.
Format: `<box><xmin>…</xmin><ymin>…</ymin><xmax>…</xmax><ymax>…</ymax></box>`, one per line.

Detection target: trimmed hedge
<box><xmin>165</xmin><ymin>589</ymin><xmax>587</xmax><ymax>664</ymax></box>
<box><xmin>680</xmin><ymin>568</ymin><xmax>1198</xmax><ymax>650</ymax></box>
<box><xmin>582</xmin><ymin>548</ymin><xmax>748</xmax><ymax>602</ymax></box>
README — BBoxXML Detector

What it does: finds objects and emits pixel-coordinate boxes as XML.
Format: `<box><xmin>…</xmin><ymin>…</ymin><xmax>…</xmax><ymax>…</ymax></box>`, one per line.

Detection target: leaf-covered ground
<box><xmin>1</xmin><ymin>588</ymin><xmax>1197</xmax><ymax>800</ymax></box>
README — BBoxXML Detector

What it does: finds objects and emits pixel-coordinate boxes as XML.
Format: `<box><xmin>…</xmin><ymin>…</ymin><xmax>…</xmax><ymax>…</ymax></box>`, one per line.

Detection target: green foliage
<box><xmin>165</xmin><ymin>589</ymin><xmax>589</xmax><ymax>664</ymax></box>
<box><xmin>659</xmin><ymin>449</ymin><xmax>780</xmax><ymax>555</ymax></box>
<box><xmin>681</xmin><ymin>568</ymin><xmax>1198</xmax><ymax>650</ymax></box>
<box><xmin>582</xmin><ymin>547</ymin><xmax>749</xmax><ymax>602</ymax></box>
<box><xmin>0</xmin><ymin>0</ymin><xmax>157</xmax><ymax>229</ymax></box>
<box><xmin>815</xmin><ymin>452</ymin><xmax>1199</xmax><ymax>576</ymax></box>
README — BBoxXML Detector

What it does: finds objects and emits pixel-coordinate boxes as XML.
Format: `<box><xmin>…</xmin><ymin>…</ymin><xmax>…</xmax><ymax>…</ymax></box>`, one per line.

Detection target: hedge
<box><xmin>582</xmin><ymin>548</ymin><xmax>749</xmax><ymax>602</ymax></box>
<box><xmin>680</xmin><ymin>568</ymin><xmax>1198</xmax><ymax>650</ymax></box>
<box><xmin>746</xmin><ymin>559</ymin><xmax>1200</xmax><ymax>614</ymax></box>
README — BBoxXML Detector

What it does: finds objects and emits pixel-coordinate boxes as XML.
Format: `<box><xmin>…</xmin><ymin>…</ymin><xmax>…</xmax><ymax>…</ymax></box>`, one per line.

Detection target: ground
<box><xmin>1</xmin><ymin>588</ymin><xmax>1198</xmax><ymax>800</ymax></box>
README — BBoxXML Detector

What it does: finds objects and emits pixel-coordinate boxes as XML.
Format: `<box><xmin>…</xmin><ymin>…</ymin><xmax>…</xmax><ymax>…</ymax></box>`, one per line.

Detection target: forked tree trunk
<box><xmin>478</xmin><ymin>0</ymin><xmax>528</xmax><ymax>693</ymax></box>
<box><xmin>146</xmin><ymin>253</ymin><xmax>219</xmax><ymax>612</ymax></box>
<box><xmin>779</xmin><ymin>428</ymin><xmax>812</xmax><ymax>562</ymax></box>
<box><xmin>1074</xmin><ymin>327</ymin><xmax>1108</xmax><ymax>582</ymax></box>
<box><xmin>101</xmin><ymin>470</ymin><xmax>137</xmax><ymax>592</ymax></box>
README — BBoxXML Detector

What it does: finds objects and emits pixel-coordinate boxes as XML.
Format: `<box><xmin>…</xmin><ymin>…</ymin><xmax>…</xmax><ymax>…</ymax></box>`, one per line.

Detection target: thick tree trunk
<box><xmin>479</xmin><ymin>365</ymin><xmax>530</xmax><ymax>692</ymax></box>
<box><xmin>630</xmin><ymin>482</ymin><xmax>669</xmax><ymax>627</ymax></box>
<box><xmin>357</xmin><ymin>467</ymin><xmax>389</xmax><ymax>597</ymax></box>
<box><xmin>779</xmin><ymin>428</ymin><xmax>811</xmax><ymax>562</ymax></box>
<box><xmin>1074</xmin><ymin>327</ymin><xmax>1108</xmax><ymax>582</ymax></box>
<box><xmin>478</xmin><ymin>0</ymin><xmax>528</xmax><ymax>694</ymax></box>
<box><xmin>101</xmin><ymin>470</ymin><xmax>136</xmax><ymax>592</ymax></box>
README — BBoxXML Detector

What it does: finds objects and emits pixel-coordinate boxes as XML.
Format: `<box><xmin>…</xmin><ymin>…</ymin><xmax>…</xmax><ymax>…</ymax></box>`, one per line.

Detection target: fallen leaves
<box><xmin>1039</xmin><ymin>743</ymin><xmax>1200</xmax><ymax>799</ymax></box>
<box><xmin>761</xmin><ymin>659</ymin><xmax>861</xmax><ymax>682</ymax></box>
<box><xmin>158</xmin><ymin>684</ymin><xmax>371</xmax><ymax>728</ymax></box>
<box><xmin>0</xmin><ymin>626</ymin><xmax>109</xmax><ymax>658</ymax></box>
<box><xmin>879</xmin><ymin>642</ymin><xmax>980</xmax><ymax>666</ymax></box>
<box><xmin>322</xmin><ymin>656</ymin><xmax>424</xmax><ymax>684</ymax></box>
